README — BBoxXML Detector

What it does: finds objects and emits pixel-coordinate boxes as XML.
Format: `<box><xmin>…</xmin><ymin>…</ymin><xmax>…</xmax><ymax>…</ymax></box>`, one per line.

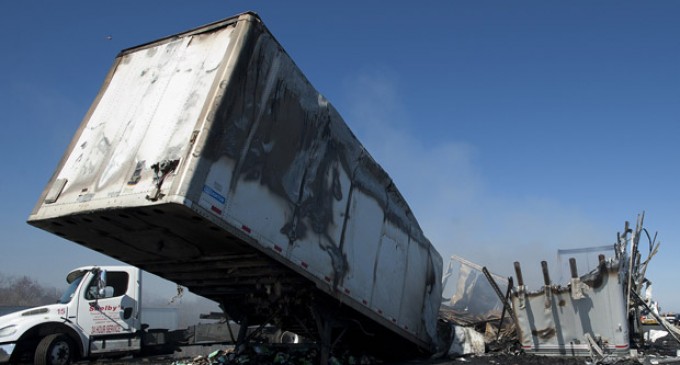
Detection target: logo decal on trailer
<box><xmin>203</xmin><ymin>185</ymin><xmax>226</xmax><ymax>204</ymax></box>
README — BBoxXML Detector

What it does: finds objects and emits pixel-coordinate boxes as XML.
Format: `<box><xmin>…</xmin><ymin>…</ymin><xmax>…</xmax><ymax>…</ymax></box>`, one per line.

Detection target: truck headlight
<box><xmin>0</xmin><ymin>325</ymin><xmax>17</xmax><ymax>337</ymax></box>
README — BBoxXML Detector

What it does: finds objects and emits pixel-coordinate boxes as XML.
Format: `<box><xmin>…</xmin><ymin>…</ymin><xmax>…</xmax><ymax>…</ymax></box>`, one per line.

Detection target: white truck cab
<box><xmin>0</xmin><ymin>266</ymin><xmax>142</xmax><ymax>364</ymax></box>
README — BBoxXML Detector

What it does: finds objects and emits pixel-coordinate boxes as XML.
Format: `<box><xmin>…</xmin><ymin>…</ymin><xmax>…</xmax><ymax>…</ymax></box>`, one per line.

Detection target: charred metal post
<box><xmin>541</xmin><ymin>261</ymin><xmax>551</xmax><ymax>285</ymax></box>
<box><xmin>482</xmin><ymin>267</ymin><xmax>506</xmax><ymax>306</ymax></box>
<box><xmin>514</xmin><ymin>261</ymin><xmax>524</xmax><ymax>287</ymax></box>
<box><xmin>497</xmin><ymin>276</ymin><xmax>516</xmax><ymax>341</ymax></box>
<box><xmin>541</xmin><ymin>261</ymin><xmax>552</xmax><ymax>309</ymax></box>
<box><xmin>569</xmin><ymin>258</ymin><xmax>586</xmax><ymax>300</ymax></box>
<box><xmin>514</xmin><ymin>261</ymin><xmax>525</xmax><ymax>309</ymax></box>
<box><xmin>482</xmin><ymin>267</ymin><xmax>518</xmax><ymax>328</ymax></box>
<box><xmin>626</xmin><ymin>215</ymin><xmax>643</xmax><ymax>318</ymax></box>
<box><xmin>569</xmin><ymin>258</ymin><xmax>578</xmax><ymax>279</ymax></box>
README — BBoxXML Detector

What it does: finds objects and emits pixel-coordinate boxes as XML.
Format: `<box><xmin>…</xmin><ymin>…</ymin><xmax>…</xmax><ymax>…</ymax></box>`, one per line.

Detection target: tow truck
<box><xmin>0</xmin><ymin>266</ymin><xmax>187</xmax><ymax>364</ymax></box>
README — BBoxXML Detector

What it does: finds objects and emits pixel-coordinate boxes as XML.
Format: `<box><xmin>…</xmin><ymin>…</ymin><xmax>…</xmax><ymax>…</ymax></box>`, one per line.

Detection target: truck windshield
<box><xmin>58</xmin><ymin>275</ymin><xmax>84</xmax><ymax>304</ymax></box>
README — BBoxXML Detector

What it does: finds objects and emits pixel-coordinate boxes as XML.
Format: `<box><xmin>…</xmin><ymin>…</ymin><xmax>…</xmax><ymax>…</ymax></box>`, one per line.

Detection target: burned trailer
<box><xmin>27</xmin><ymin>12</ymin><xmax>443</xmax><ymax>358</ymax></box>
<box><xmin>510</xmin><ymin>213</ymin><xmax>673</xmax><ymax>359</ymax></box>
<box><xmin>511</xmin><ymin>257</ymin><xmax>629</xmax><ymax>356</ymax></box>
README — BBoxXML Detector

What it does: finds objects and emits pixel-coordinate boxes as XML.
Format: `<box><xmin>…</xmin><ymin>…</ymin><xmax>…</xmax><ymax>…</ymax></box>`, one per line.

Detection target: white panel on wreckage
<box><xmin>372</xmin><ymin>224</ymin><xmax>408</xmax><ymax>322</ymax></box>
<box><xmin>48</xmin><ymin>26</ymin><xmax>234</xmax><ymax>206</ymax></box>
<box><xmin>340</xmin><ymin>189</ymin><xmax>383</xmax><ymax>307</ymax></box>
<box><xmin>401</xmin><ymin>237</ymin><xmax>428</xmax><ymax>334</ymax></box>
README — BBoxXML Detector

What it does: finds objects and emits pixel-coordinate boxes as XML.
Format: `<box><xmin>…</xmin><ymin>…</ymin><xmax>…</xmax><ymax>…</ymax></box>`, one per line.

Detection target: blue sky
<box><xmin>1</xmin><ymin>1</ymin><xmax>679</xmax><ymax>311</ymax></box>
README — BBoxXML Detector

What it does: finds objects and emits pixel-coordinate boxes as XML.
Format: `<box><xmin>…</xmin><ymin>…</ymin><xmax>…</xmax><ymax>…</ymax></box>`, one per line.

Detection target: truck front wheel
<box><xmin>34</xmin><ymin>333</ymin><xmax>75</xmax><ymax>365</ymax></box>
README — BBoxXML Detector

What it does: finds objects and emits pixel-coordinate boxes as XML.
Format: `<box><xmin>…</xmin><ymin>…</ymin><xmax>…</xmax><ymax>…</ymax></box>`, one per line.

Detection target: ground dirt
<box><xmin>75</xmin><ymin>330</ymin><xmax>680</xmax><ymax>365</ymax></box>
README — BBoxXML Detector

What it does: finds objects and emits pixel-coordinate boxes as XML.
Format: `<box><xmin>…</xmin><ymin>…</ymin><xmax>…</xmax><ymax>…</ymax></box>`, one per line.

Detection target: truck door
<box><xmin>76</xmin><ymin>269</ymin><xmax>141</xmax><ymax>354</ymax></box>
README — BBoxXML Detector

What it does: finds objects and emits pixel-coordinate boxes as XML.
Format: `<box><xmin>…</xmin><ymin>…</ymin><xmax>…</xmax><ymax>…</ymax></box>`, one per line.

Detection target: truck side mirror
<box><xmin>97</xmin><ymin>270</ymin><xmax>107</xmax><ymax>292</ymax></box>
<box><xmin>98</xmin><ymin>286</ymin><xmax>114</xmax><ymax>299</ymax></box>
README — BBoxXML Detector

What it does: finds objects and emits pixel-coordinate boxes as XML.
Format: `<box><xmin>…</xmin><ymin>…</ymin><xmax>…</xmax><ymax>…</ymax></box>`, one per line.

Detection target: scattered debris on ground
<box><xmin>166</xmin><ymin>344</ymin><xmax>379</xmax><ymax>365</ymax></box>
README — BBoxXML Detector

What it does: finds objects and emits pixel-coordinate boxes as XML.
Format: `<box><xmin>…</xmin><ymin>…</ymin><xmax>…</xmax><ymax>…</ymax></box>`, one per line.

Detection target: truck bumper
<box><xmin>0</xmin><ymin>342</ymin><xmax>15</xmax><ymax>363</ymax></box>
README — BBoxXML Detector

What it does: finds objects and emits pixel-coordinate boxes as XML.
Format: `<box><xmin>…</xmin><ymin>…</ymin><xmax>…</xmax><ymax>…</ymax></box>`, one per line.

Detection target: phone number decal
<box><xmin>91</xmin><ymin>324</ymin><xmax>121</xmax><ymax>334</ymax></box>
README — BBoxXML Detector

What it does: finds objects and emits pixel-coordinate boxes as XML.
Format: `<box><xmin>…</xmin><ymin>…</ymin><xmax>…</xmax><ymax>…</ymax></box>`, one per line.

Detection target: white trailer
<box><xmin>27</xmin><ymin>12</ymin><xmax>443</xmax><ymax>360</ymax></box>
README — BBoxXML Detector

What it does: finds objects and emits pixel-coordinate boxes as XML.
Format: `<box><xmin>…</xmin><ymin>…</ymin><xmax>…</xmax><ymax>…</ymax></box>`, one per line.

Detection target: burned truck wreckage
<box><xmin>24</xmin><ymin>10</ymin><xmax>678</xmax><ymax>364</ymax></box>
<box><xmin>440</xmin><ymin>213</ymin><xmax>680</xmax><ymax>364</ymax></box>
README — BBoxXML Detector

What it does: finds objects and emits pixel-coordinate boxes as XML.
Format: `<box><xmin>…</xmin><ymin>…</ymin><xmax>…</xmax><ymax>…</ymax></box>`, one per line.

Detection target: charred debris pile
<box><xmin>439</xmin><ymin>212</ymin><xmax>680</xmax><ymax>364</ymax></box>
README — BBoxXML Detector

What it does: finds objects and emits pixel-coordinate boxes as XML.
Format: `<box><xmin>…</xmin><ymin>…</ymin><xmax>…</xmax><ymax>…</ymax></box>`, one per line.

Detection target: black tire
<box><xmin>278</xmin><ymin>330</ymin><xmax>300</xmax><ymax>344</ymax></box>
<box><xmin>34</xmin><ymin>333</ymin><xmax>75</xmax><ymax>365</ymax></box>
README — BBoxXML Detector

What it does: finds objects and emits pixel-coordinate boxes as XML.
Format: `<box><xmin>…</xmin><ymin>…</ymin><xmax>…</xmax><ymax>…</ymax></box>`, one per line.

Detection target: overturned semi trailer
<box><xmin>27</xmin><ymin>12</ymin><xmax>442</xmax><ymax>359</ymax></box>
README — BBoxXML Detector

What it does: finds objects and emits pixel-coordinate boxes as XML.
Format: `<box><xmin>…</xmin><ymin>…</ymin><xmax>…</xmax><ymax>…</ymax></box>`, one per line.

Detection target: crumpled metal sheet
<box><xmin>441</xmin><ymin>256</ymin><xmax>508</xmax><ymax>326</ymax></box>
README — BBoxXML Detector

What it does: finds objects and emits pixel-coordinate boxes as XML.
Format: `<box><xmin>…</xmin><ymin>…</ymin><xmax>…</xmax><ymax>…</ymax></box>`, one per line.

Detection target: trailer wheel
<box><xmin>279</xmin><ymin>331</ymin><xmax>300</xmax><ymax>344</ymax></box>
<box><xmin>34</xmin><ymin>333</ymin><xmax>74</xmax><ymax>365</ymax></box>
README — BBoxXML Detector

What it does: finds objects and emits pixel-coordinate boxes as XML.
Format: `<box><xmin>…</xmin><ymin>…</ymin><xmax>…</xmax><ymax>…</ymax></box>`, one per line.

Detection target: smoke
<box><xmin>341</xmin><ymin>70</ymin><xmax>611</xmax><ymax>289</ymax></box>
